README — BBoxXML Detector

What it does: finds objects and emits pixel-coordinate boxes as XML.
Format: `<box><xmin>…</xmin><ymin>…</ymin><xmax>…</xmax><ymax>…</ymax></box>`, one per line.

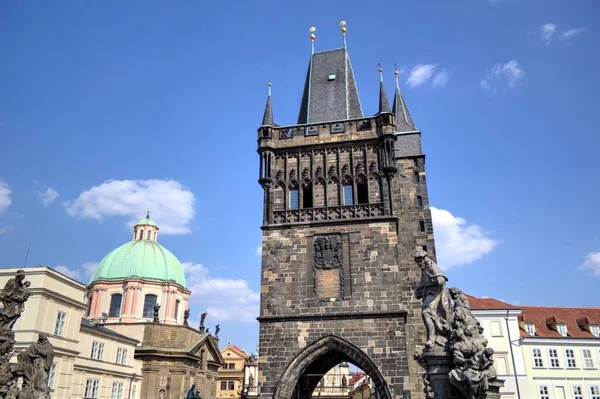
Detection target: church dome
<box><xmin>90</xmin><ymin>211</ymin><xmax>186</xmax><ymax>288</ymax></box>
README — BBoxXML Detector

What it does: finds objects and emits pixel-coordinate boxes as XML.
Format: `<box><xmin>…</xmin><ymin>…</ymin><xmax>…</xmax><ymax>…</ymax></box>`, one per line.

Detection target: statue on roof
<box><xmin>199</xmin><ymin>311</ymin><xmax>208</xmax><ymax>330</ymax></box>
<box><xmin>183</xmin><ymin>309</ymin><xmax>190</xmax><ymax>326</ymax></box>
<box><xmin>153</xmin><ymin>303</ymin><xmax>161</xmax><ymax>323</ymax></box>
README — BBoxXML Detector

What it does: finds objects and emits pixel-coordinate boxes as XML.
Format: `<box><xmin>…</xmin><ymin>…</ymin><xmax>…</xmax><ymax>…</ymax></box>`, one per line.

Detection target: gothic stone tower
<box><xmin>256</xmin><ymin>43</ymin><xmax>434</xmax><ymax>399</ymax></box>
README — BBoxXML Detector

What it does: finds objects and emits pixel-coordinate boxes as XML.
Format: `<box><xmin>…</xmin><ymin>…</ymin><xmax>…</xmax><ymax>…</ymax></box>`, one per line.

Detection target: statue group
<box><xmin>413</xmin><ymin>249</ymin><xmax>501</xmax><ymax>399</ymax></box>
<box><xmin>0</xmin><ymin>270</ymin><xmax>55</xmax><ymax>399</ymax></box>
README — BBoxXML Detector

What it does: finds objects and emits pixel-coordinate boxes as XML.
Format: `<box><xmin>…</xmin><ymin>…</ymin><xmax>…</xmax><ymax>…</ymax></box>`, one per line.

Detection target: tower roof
<box><xmin>378</xmin><ymin>69</ymin><xmax>391</xmax><ymax>114</ymax></box>
<box><xmin>393</xmin><ymin>74</ymin><xmax>417</xmax><ymax>132</ymax></box>
<box><xmin>297</xmin><ymin>48</ymin><xmax>363</xmax><ymax>124</ymax></box>
<box><xmin>261</xmin><ymin>82</ymin><xmax>275</xmax><ymax>126</ymax></box>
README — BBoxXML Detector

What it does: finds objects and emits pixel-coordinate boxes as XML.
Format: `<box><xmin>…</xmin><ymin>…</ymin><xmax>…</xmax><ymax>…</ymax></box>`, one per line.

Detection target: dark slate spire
<box><xmin>297</xmin><ymin>48</ymin><xmax>363</xmax><ymax>124</ymax></box>
<box><xmin>377</xmin><ymin>66</ymin><xmax>391</xmax><ymax>114</ymax></box>
<box><xmin>393</xmin><ymin>70</ymin><xmax>417</xmax><ymax>132</ymax></box>
<box><xmin>261</xmin><ymin>82</ymin><xmax>274</xmax><ymax>126</ymax></box>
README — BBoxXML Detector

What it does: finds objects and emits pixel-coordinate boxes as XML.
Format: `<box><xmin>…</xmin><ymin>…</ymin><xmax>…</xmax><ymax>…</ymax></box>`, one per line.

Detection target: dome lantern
<box><xmin>133</xmin><ymin>208</ymin><xmax>159</xmax><ymax>242</ymax></box>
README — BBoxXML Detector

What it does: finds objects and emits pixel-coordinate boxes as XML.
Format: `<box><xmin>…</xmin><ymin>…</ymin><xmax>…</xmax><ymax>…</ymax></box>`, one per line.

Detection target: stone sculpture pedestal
<box><xmin>418</xmin><ymin>349</ymin><xmax>504</xmax><ymax>399</ymax></box>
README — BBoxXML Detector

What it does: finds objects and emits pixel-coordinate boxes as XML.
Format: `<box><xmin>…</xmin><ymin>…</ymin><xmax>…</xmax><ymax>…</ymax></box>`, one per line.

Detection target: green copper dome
<box><xmin>91</xmin><ymin>240</ymin><xmax>186</xmax><ymax>287</ymax></box>
<box><xmin>136</xmin><ymin>217</ymin><xmax>158</xmax><ymax>227</ymax></box>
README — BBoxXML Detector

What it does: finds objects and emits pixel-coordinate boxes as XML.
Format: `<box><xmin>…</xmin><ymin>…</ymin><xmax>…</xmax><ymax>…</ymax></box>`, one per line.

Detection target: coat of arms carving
<box><xmin>313</xmin><ymin>235</ymin><xmax>342</xmax><ymax>270</ymax></box>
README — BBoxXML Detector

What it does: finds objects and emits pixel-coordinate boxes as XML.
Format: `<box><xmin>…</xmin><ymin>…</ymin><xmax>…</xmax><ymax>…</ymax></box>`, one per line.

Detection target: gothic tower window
<box><xmin>290</xmin><ymin>188</ymin><xmax>299</xmax><ymax>210</ymax></box>
<box><xmin>143</xmin><ymin>294</ymin><xmax>157</xmax><ymax>318</ymax></box>
<box><xmin>356</xmin><ymin>182</ymin><xmax>368</xmax><ymax>204</ymax></box>
<box><xmin>343</xmin><ymin>184</ymin><xmax>354</xmax><ymax>205</ymax></box>
<box><xmin>109</xmin><ymin>294</ymin><xmax>123</xmax><ymax>317</ymax></box>
<box><xmin>302</xmin><ymin>186</ymin><xmax>313</xmax><ymax>208</ymax></box>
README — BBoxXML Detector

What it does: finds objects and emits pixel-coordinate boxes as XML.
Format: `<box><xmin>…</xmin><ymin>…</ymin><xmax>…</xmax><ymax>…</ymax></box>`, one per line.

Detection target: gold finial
<box><xmin>340</xmin><ymin>20</ymin><xmax>346</xmax><ymax>34</ymax></box>
<box><xmin>309</xmin><ymin>26</ymin><xmax>316</xmax><ymax>41</ymax></box>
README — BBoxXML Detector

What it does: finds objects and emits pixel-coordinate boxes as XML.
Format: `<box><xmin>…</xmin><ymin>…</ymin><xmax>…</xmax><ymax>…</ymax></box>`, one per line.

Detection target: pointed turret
<box><xmin>393</xmin><ymin>69</ymin><xmax>417</xmax><ymax>132</ymax></box>
<box><xmin>377</xmin><ymin>66</ymin><xmax>391</xmax><ymax>114</ymax></box>
<box><xmin>261</xmin><ymin>82</ymin><xmax>274</xmax><ymax>126</ymax></box>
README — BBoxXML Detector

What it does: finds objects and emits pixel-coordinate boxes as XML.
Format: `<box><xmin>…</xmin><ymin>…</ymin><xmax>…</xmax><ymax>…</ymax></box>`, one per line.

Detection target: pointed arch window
<box><xmin>343</xmin><ymin>184</ymin><xmax>354</xmax><ymax>205</ymax></box>
<box><xmin>290</xmin><ymin>189</ymin><xmax>299</xmax><ymax>210</ymax></box>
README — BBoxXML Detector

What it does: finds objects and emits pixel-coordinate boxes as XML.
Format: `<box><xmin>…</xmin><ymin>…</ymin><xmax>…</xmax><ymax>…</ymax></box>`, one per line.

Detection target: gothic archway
<box><xmin>273</xmin><ymin>335</ymin><xmax>392</xmax><ymax>399</ymax></box>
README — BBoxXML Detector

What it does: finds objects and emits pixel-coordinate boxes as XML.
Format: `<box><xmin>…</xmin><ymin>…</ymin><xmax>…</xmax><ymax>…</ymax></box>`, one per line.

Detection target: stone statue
<box><xmin>249</xmin><ymin>374</ymin><xmax>254</xmax><ymax>387</ymax></box>
<box><xmin>199</xmin><ymin>311</ymin><xmax>208</xmax><ymax>330</ymax></box>
<box><xmin>448</xmin><ymin>296</ymin><xmax>497</xmax><ymax>399</ymax></box>
<box><xmin>205</xmin><ymin>328</ymin><xmax>209</xmax><ymax>334</ymax></box>
<box><xmin>215</xmin><ymin>324</ymin><xmax>220</xmax><ymax>338</ymax></box>
<box><xmin>183</xmin><ymin>309</ymin><xmax>190</xmax><ymax>326</ymax></box>
<box><xmin>0</xmin><ymin>270</ymin><xmax>31</xmax><ymax>332</ymax></box>
<box><xmin>413</xmin><ymin>249</ymin><xmax>453</xmax><ymax>348</ymax></box>
<box><xmin>186</xmin><ymin>384</ymin><xmax>198</xmax><ymax>399</ymax></box>
<box><xmin>422</xmin><ymin>373</ymin><xmax>435</xmax><ymax>399</ymax></box>
<box><xmin>16</xmin><ymin>332</ymin><xmax>55</xmax><ymax>399</ymax></box>
<box><xmin>153</xmin><ymin>303</ymin><xmax>161</xmax><ymax>323</ymax></box>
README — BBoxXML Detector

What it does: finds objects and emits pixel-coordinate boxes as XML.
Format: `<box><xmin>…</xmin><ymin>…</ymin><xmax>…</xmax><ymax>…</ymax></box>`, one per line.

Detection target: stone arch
<box><xmin>273</xmin><ymin>335</ymin><xmax>392</xmax><ymax>399</ymax></box>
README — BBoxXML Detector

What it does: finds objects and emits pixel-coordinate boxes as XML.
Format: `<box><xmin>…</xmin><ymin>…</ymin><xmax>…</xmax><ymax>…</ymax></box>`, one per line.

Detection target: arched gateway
<box><xmin>274</xmin><ymin>335</ymin><xmax>392</xmax><ymax>399</ymax></box>
<box><xmin>256</xmin><ymin>33</ymin><xmax>435</xmax><ymax>399</ymax></box>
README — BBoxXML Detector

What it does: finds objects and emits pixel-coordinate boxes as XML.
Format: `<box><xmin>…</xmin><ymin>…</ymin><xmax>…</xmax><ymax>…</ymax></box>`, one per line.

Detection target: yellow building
<box><xmin>218</xmin><ymin>343</ymin><xmax>249</xmax><ymax>399</ymax></box>
<box><xmin>0</xmin><ymin>266</ymin><xmax>142</xmax><ymax>399</ymax></box>
<box><xmin>519</xmin><ymin>306</ymin><xmax>600</xmax><ymax>399</ymax></box>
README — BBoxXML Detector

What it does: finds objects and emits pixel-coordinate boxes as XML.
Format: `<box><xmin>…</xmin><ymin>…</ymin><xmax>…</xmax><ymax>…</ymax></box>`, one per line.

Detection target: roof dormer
<box><xmin>576</xmin><ymin>317</ymin><xmax>600</xmax><ymax>337</ymax></box>
<box><xmin>546</xmin><ymin>316</ymin><xmax>568</xmax><ymax>337</ymax></box>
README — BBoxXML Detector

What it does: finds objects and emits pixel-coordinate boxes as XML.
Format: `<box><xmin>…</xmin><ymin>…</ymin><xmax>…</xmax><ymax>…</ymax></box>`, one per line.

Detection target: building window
<box><xmin>228</xmin><ymin>381</ymin><xmax>235</xmax><ymax>390</ymax></box>
<box><xmin>143</xmin><ymin>294</ymin><xmax>157</xmax><ymax>318</ymax></box>
<box><xmin>557</xmin><ymin>323</ymin><xmax>568</xmax><ymax>336</ymax></box>
<box><xmin>419</xmin><ymin>221</ymin><xmax>425</xmax><ymax>232</ymax></box>
<box><xmin>85</xmin><ymin>379</ymin><xmax>99</xmax><ymax>398</ymax></box>
<box><xmin>138</xmin><ymin>229</ymin><xmax>143</xmax><ymax>240</ymax></box>
<box><xmin>582</xmin><ymin>349</ymin><xmax>594</xmax><ymax>368</ymax></box>
<box><xmin>220</xmin><ymin>381</ymin><xmax>227</xmax><ymax>390</ymax></box>
<box><xmin>525</xmin><ymin>322</ymin><xmax>536</xmax><ymax>335</ymax></box>
<box><xmin>90</xmin><ymin>341</ymin><xmax>104</xmax><ymax>360</ymax></box>
<box><xmin>565</xmin><ymin>349</ymin><xmax>577</xmax><ymax>368</ymax></box>
<box><xmin>116</xmin><ymin>348</ymin><xmax>128</xmax><ymax>365</ymax></box>
<box><xmin>537</xmin><ymin>385</ymin><xmax>549</xmax><ymax>399</ymax></box>
<box><xmin>414</xmin><ymin>172</ymin><xmax>420</xmax><ymax>183</ymax></box>
<box><xmin>591</xmin><ymin>324</ymin><xmax>600</xmax><ymax>337</ymax></box>
<box><xmin>548</xmin><ymin>348</ymin><xmax>560</xmax><ymax>368</ymax></box>
<box><xmin>572</xmin><ymin>385</ymin><xmax>583</xmax><ymax>399</ymax></box>
<box><xmin>343</xmin><ymin>184</ymin><xmax>353</xmax><ymax>205</ymax></box>
<box><xmin>590</xmin><ymin>385</ymin><xmax>600</xmax><ymax>399</ymax></box>
<box><xmin>302</xmin><ymin>187</ymin><xmax>313</xmax><ymax>208</ymax></box>
<box><xmin>289</xmin><ymin>189</ymin><xmax>299</xmax><ymax>210</ymax></box>
<box><xmin>108</xmin><ymin>294</ymin><xmax>122</xmax><ymax>318</ymax></box>
<box><xmin>412</xmin><ymin>158</ymin><xmax>418</xmax><ymax>168</ymax></box>
<box><xmin>54</xmin><ymin>311</ymin><xmax>66</xmax><ymax>336</ymax></box>
<box><xmin>227</xmin><ymin>363</ymin><xmax>235</xmax><ymax>369</ymax></box>
<box><xmin>532</xmin><ymin>348</ymin><xmax>544</xmax><ymax>368</ymax></box>
<box><xmin>111</xmin><ymin>382</ymin><xmax>124</xmax><ymax>399</ymax></box>
<box><xmin>174</xmin><ymin>300</ymin><xmax>180</xmax><ymax>323</ymax></box>
<box><xmin>356</xmin><ymin>182</ymin><xmax>368</xmax><ymax>204</ymax></box>
<box><xmin>417</xmin><ymin>196</ymin><xmax>423</xmax><ymax>207</ymax></box>
<box><xmin>146</xmin><ymin>230</ymin><xmax>152</xmax><ymax>240</ymax></box>
<box><xmin>47</xmin><ymin>363</ymin><xmax>56</xmax><ymax>390</ymax></box>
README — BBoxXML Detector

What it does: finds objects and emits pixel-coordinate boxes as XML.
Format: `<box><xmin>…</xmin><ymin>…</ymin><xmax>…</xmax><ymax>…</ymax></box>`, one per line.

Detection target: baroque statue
<box><xmin>413</xmin><ymin>249</ymin><xmax>453</xmax><ymax>348</ymax></box>
<box><xmin>16</xmin><ymin>333</ymin><xmax>55</xmax><ymax>399</ymax></box>
<box><xmin>0</xmin><ymin>270</ymin><xmax>31</xmax><ymax>332</ymax></box>
<box><xmin>413</xmin><ymin>250</ymin><xmax>501</xmax><ymax>399</ymax></box>
<box><xmin>199</xmin><ymin>311</ymin><xmax>208</xmax><ymax>330</ymax></box>
<box><xmin>183</xmin><ymin>309</ymin><xmax>190</xmax><ymax>326</ymax></box>
<box><xmin>153</xmin><ymin>303</ymin><xmax>161</xmax><ymax>323</ymax></box>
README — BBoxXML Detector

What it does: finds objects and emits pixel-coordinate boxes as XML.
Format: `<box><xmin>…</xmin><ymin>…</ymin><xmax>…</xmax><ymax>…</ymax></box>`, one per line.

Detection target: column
<box><xmin>89</xmin><ymin>290</ymin><xmax>98</xmax><ymax>318</ymax></box>
<box><xmin>123</xmin><ymin>286</ymin><xmax>133</xmax><ymax>316</ymax></box>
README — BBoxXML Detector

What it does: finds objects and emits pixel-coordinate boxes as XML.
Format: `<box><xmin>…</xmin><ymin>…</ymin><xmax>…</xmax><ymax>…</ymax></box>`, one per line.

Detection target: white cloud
<box><xmin>432</xmin><ymin>71</ymin><xmax>449</xmax><ymax>88</ymax></box>
<box><xmin>560</xmin><ymin>27</ymin><xmax>587</xmax><ymax>41</ymax></box>
<box><xmin>82</xmin><ymin>261</ymin><xmax>99</xmax><ymax>279</ymax></box>
<box><xmin>431</xmin><ymin>207</ymin><xmax>498</xmax><ymax>269</ymax></box>
<box><xmin>54</xmin><ymin>265</ymin><xmax>81</xmax><ymax>279</ymax></box>
<box><xmin>578</xmin><ymin>252</ymin><xmax>600</xmax><ymax>277</ymax></box>
<box><xmin>407</xmin><ymin>64</ymin><xmax>437</xmax><ymax>88</ymax></box>
<box><xmin>480</xmin><ymin>60</ymin><xmax>525</xmax><ymax>92</ymax></box>
<box><xmin>0</xmin><ymin>181</ymin><xmax>12</xmax><ymax>214</ymax></box>
<box><xmin>255</xmin><ymin>246</ymin><xmax>262</xmax><ymax>256</ymax></box>
<box><xmin>64</xmin><ymin>179</ymin><xmax>195</xmax><ymax>234</ymax></box>
<box><xmin>541</xmin><ymin>23</ymin><xmax>557</xmax><ymax>44</ymax></box>
<box><xmin>37</xmin><ymin>187</ymin><xmax>59</xmax><ymax>207</ymax></box>
<box><xmin>182</xmin><ymin>262</ymin><xmax>260</xmax><ymax>323</ymax></box>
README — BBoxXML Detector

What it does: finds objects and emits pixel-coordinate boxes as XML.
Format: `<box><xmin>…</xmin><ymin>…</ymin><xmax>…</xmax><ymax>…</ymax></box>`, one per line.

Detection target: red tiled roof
<box><xmin>223</xmin><ymin>344</ymin><xmax>249</xmax><ymax>358</ymax></box>
<box><xmin>465</xmin><ymin>295</ymin><xmax>517</xmax><ymax>310</ymax></box>
<box><xmin>349</xmin><ymin>372</ymin><xmax>366</xmax><ymax>386</ymax></box>
<box><xmin>520</xmin><ymin>306</ymin><xmax>600</xmax><ymax>339</ymax></box>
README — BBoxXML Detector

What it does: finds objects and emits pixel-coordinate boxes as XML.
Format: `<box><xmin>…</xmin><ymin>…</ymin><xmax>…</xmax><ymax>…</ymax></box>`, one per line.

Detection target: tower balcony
<box><xmin>271</xmin><ymin>203</ymin><xmax>385</xmax><ymax>226</ymax></box>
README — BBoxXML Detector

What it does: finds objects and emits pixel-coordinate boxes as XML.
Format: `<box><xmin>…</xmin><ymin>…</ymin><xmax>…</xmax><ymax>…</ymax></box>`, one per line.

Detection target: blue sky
<box><xmin>1</xmin><ymin>1</ymin><xmax>599</xmax><ymax>353</ymax></box>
